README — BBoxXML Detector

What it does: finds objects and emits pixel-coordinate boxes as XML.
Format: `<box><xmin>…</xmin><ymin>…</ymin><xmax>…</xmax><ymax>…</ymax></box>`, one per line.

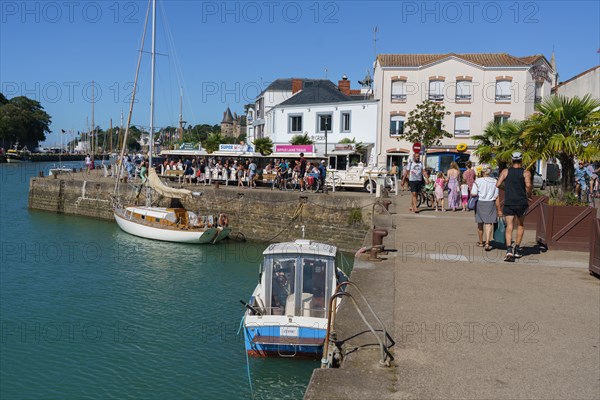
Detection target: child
<box><xmin>434</xmin><ymin>172</ymin><xmax>446</xmax><ymax>212</ymax></box>
<box><xmin>460</xmin><ymin>179</ymin><xmax>469</xmax><ymax>211</ymax></box>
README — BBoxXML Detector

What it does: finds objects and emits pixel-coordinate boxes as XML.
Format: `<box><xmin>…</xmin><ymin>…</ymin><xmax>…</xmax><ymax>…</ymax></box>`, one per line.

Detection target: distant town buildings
<box><xmin>221</xmin><ymin>107</ymin><xmax>246</xmax><ymax>137</ymax></box>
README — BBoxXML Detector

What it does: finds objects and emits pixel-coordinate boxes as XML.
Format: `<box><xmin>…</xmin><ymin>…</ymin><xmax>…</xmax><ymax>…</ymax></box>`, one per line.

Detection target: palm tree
<box><xmin>523</xmin><ymin>94</ymin><xmax>600</xmax><ymax>191</ymax></box>
<box><xmin>290</xmin><ymin>133</ymin><xmax>313</xmax><ymax>145</ymax></box>
<box><xmin>253</xmin><ymin>137</ymin><xmax>273</xmax><ymax>156</ymax></box>
<box><xmin>472</xmin><ymin>120</ymin><xmax>529</xmax><ymax>170</ymax></box>
<box><xmin>204</xmin><ymin>132</ymin><xmax>222</xmax><ymax>154</ymax></box>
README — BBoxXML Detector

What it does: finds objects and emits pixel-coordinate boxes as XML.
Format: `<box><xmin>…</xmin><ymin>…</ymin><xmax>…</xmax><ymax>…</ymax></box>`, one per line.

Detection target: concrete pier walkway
<box><xmin>306</xmin><ymin>193</ymin><xmax>599</xmax><ymax>399</ymax></box>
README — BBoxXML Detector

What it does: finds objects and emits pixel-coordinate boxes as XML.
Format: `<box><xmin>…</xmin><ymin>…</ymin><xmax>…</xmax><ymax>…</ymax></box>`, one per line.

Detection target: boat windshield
<box><xmin>265</xmin><ymin>253</ymin><xmax>334</xmax><ymax>318</ymax></box>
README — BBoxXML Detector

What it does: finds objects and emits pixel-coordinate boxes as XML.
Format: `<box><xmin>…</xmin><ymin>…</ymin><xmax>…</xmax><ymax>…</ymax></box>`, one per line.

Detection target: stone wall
<box><xmin>28</xmin><ymin>177</ymin><xmax>374</xmax><ymax>252</ymax></box>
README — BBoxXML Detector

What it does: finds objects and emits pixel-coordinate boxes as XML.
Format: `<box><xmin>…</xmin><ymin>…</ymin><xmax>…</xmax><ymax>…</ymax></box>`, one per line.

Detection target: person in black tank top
<box><xmin>496</xmin><ymin>152</ymin><xmax>532</xmax><ymax>261</ymax></box>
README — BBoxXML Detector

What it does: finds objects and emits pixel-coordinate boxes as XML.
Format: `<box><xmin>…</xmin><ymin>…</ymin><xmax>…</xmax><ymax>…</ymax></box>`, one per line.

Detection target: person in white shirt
<box><xmin>471</xmin><ymin>167</ymin><xmax>500</xmax><ymax>251</ymax></box>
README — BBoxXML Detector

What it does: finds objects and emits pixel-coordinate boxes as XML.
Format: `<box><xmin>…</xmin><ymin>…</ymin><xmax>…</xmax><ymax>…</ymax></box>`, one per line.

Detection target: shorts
<box><xmin>503</xmin><ymin>204</ymin><xmax>529</xmax><ymax>217</ymax></box>
<box><xmin>461</xmin><ymin>195</ymin><xmax>468</xmax><ymax>205</ymax></box>
<box><xmin>409</xmin><ymin>180</ymin><xmax>423</xmax><ymax>193</ymax></box>
<box><xmin>299</xmin><ymin>170</ymin><xmax>306</xmax><ymax>178</ymax></box>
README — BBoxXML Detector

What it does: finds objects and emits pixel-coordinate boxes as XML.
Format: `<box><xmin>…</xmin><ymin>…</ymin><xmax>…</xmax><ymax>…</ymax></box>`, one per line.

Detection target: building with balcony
<box><xmin>373</xmin><ymin>52</ymin><xmax>556</xmax><ymax>171</ymax></box>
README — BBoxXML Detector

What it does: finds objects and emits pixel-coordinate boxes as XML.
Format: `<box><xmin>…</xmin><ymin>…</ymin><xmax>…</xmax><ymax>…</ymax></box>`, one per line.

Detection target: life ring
<box><xmin>218</xmin><ymin>213</ymin><xmax>229</xmax><ymax>227</ymax></box>
<box><xmin>456</xmin><ymin>143</ymin><xmax>468</xmax><ymax>152</ymax></box>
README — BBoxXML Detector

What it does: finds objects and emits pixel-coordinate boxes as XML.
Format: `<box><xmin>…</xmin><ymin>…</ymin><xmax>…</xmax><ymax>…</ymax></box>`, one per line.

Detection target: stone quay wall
<box><xmin>28</xmin><ymin>176</ymin><xmax>374</xmax><ymax>252</ymax></box>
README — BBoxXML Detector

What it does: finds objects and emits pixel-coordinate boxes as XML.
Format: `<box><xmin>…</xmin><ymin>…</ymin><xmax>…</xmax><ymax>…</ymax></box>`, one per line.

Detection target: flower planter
<box><xmin>590</xmin><ymin>217</ymin><xmax>600</xmax><ymax>278</ymax></box>
<box><xmin>536</xmin><ymin>203</ymin><xmax>596</xmax><ymax>251</ymax></box>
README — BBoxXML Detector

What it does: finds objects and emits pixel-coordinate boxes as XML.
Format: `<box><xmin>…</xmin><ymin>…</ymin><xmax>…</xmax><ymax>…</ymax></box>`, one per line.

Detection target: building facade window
<box><xmin>494</xmin><ymin>115</ymin><xmax>509</xmax><ymax>125</ymax></box>
<box><xmin>316</xmin><ymin>113</ymin><xmax>332</xmax><ymax>133</ymax></box>
<box><xmin>429</xmin><ymin>80</ymin><xmax>444</xmax><ymax>102</ymax></box>
<box><xmin>340</xmin><ymin>111</ymin><xmax>351</xmax><ymax>133</ymax></box>
<box><xmin>534</xmin><ymin>81</ymin><xmax>543</xmax><ymax>103</ymax></box>
<box><xmin>495</xmin><ymin>80</ymin><xmax>512</xmax><ymax>102</ymax></box>
<box><xmin>454</xmin><ymin>115</ymin><xmax>470</xmax><ymax>136</ymax></box>
<box><xmin>391</xmin><ymin>80</ymin><xmax>407</xmax><ymax>102</ymax></box>
<box><xmin>288</xmin><ymin>114</ymin><xmax>303</xmax><ymax>133</ymax></box>
<box><xmin>390</xmin><ymin>115</ymin><xmax>405</xmax><ymax>137</ymax></box>
<box><xmin>456</xmin><ymin>80</ymin><xmax>471</xmax><ymax>101</ymax></box>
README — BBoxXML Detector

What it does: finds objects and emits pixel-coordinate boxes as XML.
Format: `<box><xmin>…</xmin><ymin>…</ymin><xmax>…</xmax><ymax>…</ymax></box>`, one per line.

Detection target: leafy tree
<box><xmin>253</xmin><ymin>137</ymin><xmax>273</xmax><ymax>156</ymax></box>
<box><xmin>126</xmin><ymin>136</ymin><xmax>141</xmax><ymax>151</ymax></box>
<box><xmin>402</xmin><ymin>100</ymin><xmax>451</xmax><ymax>148</ymax></box>
<box><xmin>290</xmin><ymin>133</ymin><xmax>314</xmax><ymax>145</ymax></box>
<box><xmin>0</xmin><ymin>94</ymin><xmax>52</xmax><ymax>148</ymax></box>
<box><xmin>237</xmin><ymin>132</ymin><xmax>247</xmax><ymax>143</ymax></box>
<box><xmin>522</xmin><ymin>94</ymin><xmax>600</xmax><ymax>191</ymax></box>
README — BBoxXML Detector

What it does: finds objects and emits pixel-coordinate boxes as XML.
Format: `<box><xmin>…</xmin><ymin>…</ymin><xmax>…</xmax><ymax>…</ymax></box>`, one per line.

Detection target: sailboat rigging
<box><xmin>112</xmin><ymin>0</ymin><xmax>231</xmax><ymax>244</ymax></box>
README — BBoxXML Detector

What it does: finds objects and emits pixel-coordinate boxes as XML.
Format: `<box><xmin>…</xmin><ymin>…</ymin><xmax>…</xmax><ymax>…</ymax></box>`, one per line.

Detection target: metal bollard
<box><xmin>372</xmin><ymin>229</ymin><xmax>388</xmax><ymax>247</ymax></box>
<box><xmin>382</xmin><ymin>200</ymin><xmax>392</xmax><ymax>211</ymax></box>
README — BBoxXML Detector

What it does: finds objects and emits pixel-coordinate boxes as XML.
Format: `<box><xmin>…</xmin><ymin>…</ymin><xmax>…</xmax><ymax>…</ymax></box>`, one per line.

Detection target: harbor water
<box><xmin>0</xmin><ymin>162</ymin><xmax>338</xmax><ymax>399</ymax></box>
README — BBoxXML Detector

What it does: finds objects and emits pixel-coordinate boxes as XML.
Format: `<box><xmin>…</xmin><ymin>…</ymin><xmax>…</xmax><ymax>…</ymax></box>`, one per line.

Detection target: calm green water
<box><xmin>0</xmin><ymin>162</ymin><xmax>318</xmax><ymax>400</ymax></box>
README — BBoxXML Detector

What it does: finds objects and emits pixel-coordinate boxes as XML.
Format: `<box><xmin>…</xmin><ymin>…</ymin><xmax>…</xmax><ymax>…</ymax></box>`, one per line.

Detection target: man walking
<box><xmin>406</xmin><ymin>152</ymin><xmax>429</xmax><ymax>213</ymax></box>
<box><xmin>496</xmin><ymin>152</ymin><xmax>532</xmax><ymax>261</ymax></box>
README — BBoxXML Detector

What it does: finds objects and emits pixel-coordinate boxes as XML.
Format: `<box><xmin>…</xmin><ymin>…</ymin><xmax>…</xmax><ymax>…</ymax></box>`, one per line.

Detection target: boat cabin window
<box><xmin>269</xmin><ymin>257</ymin><xmax>296</xmax><ymax>316</ymax></box>
<box><xmin>329</xmin><ymin>155</ymin><xmax>347</xmax><ymax>171</ymax></box>
<box><xmin>264</xmin><ymin>254</ymin><xmax>334</xmax><ymax>318</ymax></box>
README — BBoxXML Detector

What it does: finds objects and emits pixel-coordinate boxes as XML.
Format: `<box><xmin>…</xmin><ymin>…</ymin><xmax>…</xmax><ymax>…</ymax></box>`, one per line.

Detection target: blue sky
<box><xmin>1</xmin><ymin>0</ymin><xmax>599</xmax><ymax>146</ymax></box>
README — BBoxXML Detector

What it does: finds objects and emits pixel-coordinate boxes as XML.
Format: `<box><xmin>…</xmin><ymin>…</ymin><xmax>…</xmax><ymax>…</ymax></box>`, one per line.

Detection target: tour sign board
<box><xmin>412</xmin><ymin>142</ymin><xmax>422</xmax><ymax>154</ymax></box>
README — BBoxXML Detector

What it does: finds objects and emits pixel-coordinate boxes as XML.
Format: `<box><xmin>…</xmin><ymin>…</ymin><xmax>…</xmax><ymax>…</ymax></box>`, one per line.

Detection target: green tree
<box><xmin>0</xmin><ymin>94</ymin><xmax>52</xmax><ymax>148</ymax></box>
<box><xmin>402</xmin><ymin>100</ymin><xmax>451</xmax><ymax>147</ymax></box>
<box><xmin>204</xmin><ymin>132</ymin><xmax>223</xmax><ymax>153</ymax></box>
<box><xmin>523</xmin><ymin>94</ymin><xmax>600</xmax><ymax>191</ymax></box>
<box><xmin>253</xmin><ymin>137</ymin><xmax>273</xmax><ymax>156</ymax></box>
<box><xmin>290</xmin><ymin>133</ymin><xmax>314</xmax><ymax>145</ymax></box>
<box><xmin>473</xmin><ymin>120</ymin><xmax>529</xmax><ymax>170</ymax></box>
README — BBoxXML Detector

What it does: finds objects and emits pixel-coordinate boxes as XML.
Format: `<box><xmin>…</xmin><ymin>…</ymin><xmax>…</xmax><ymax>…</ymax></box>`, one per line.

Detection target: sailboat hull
<box><xmin>114</xmin><ymin>210</ymin><xmax>225</xmax><ymax>244</ymax></box>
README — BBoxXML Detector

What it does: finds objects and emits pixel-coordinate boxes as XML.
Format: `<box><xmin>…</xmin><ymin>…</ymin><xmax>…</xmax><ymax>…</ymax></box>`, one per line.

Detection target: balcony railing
<box><xmin>495</xmin><ymin>94</ymin><xmax>511</xmax><ymax>102</ymax></box>
<box><xmin>391</xmin><ymin>94</ymin><xmax>407</xmax><ymax>102</ymax></box>
<box><xmin>454</xmin><ymin>129</ymin><xmax>470</xmax><ymax>136</ymax></box>
<box><xmin>456</xmin><ymin>94</ymin><xmax>471</xmax><ymax>101</ymax></box>
<box><xmin>429</xmin><ymin>93</ymin><xmax>444</xmax><ymax>102</ymax></box>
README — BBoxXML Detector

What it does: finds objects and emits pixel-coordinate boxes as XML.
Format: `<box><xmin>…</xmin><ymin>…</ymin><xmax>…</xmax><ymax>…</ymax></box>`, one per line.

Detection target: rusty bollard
<box><xmin>372</xmin><ymin>228</ymin><xmax>388</xmax><ymax>247</ymax></box>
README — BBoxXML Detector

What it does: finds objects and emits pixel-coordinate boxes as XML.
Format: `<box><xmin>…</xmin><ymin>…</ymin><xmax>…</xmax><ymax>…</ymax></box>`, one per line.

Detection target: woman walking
<box><xmin>446</xmin><ymin>162</ymin><xmax>461</xmax><ymax>211</ymax></box>
<box><xmin>472</xmin><ymin>167</ymin><xmax>499</xmax><ymax>251</ymax></box>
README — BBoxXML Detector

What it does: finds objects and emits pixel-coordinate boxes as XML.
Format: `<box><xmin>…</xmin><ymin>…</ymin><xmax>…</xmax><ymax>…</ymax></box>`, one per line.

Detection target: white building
<box><xmin>555</xmin><ymin>65</ymin><xmax>600</xmax><ymax>99</ymax></box>
<box><xmin>266</xmin><ymin>78</ymin><xmax>378</xmax><ymax>159</ymax></box>
<box><xmin>373</xmin><ymin>53</ymin><xmax>556</xmax><ymax>171</ymax></box>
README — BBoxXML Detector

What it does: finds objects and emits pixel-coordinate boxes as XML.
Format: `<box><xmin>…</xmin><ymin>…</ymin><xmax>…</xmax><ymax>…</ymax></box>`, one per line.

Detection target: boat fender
<box><xmin>219</xmin><ymin>213</ymin><xmax>229</xmax><ymax>227</ymax></box>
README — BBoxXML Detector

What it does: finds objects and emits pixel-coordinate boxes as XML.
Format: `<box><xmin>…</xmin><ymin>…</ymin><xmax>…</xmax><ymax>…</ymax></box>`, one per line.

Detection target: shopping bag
<box><xmin>467</xmin><ymin>196</ymin><xmax>478</xmax><ymax>211</ymax></box>
<box><xmin>494</xmin><ymin>217</ymin><xmax>506</xmax><ymax>245</ymax></box>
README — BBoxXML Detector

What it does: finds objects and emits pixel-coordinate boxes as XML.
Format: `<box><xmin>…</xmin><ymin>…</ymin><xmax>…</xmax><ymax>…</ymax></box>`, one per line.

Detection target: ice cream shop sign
<box><xmin>274</xmin><ymin>145</ymin><xmax>314</xmax><ymax>153</ymax></box>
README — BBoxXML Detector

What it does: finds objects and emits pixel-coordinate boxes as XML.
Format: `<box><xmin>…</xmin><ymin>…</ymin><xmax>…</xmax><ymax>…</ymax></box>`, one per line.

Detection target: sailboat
<box><xmin>113</xmin><ymin>0</ymin><xmax>231</xmax><ymax>244</ymax></box>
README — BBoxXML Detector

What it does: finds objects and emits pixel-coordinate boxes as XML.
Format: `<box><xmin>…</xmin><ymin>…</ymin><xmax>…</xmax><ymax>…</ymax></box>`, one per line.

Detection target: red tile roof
<box><xmin>377</xmin><ymin>53</ymin><xmax>546</xmax><ymax>68</ymax></box>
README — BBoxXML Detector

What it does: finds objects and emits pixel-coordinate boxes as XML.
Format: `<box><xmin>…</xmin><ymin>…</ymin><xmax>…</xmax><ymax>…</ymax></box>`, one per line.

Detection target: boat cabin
<box><xmin>260</xmin><ymin>240</ymin><xmax>338</xmax><ymax>319</ymax></box>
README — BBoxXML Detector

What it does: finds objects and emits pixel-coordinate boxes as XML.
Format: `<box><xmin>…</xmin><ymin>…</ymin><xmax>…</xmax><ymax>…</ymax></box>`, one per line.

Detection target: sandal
<box><xmin>476</xmin><ymin>242</ymin><xmax>484</xmax><ymax>247</ymax></box>
<box><xmin>485</xmin><ymin>244</ymin><xmax>492</xmax><ymax>251</ymax></box>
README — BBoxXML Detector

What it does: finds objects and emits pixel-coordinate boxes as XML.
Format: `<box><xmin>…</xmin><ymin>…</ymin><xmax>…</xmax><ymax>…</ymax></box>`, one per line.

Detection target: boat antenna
<box><xmin>114</xmin><ymin>0</ymin><xmax>151</xmax><ymax>196</ymax></box>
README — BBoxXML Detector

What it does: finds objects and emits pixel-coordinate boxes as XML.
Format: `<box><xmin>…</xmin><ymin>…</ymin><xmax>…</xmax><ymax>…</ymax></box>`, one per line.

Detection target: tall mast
<box><xmin>109</xmin><ymin>118</ymin><xmax>113</xmax><ymax>154</ymax></box>
<box><xmin>179</xmin><ymin>87</ymin><xmax>183</xmax><ymax>144</ymax></box>
<box><xmin>91</xmin><ymin>80</ymin><xmax>95</xmax><ymax>156</ymax></box>
<box><xmin>149</xmin><ymin>0</ymin><xmax>156</xmax><ymax>167</ymax></box>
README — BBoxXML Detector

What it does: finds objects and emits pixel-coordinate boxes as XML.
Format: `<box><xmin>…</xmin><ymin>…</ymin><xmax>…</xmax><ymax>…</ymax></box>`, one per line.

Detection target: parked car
<box><xmin>532</xmin><ymin>172</ymin><xmax>545</xmax><ymax>189</ymax></box>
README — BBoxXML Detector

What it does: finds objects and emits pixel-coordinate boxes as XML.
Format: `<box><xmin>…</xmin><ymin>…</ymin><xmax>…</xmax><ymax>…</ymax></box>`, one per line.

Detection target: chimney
<box><xmin>292</xmin><ymin>78</ymin><xmax>303</xmax><ymax>94</ymax></box>
<box><xmin>338</xmin><ymin>75</ymin><xmax>350</xmax><ymax>95</ymax></box>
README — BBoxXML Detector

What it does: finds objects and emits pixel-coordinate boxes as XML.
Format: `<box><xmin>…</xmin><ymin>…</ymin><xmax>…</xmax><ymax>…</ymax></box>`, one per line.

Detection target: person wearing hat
<box><xmin>496</xmin><ymin>151</ymin><xmax>532</xmax><ymax>261</ymax></box>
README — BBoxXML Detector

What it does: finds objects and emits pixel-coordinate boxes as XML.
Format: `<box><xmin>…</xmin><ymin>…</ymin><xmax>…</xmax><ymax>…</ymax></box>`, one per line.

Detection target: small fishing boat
<box><xmin>6</xmin><ymin>145</ymin><xmax>30</xmax><ymax>163</ymax></box>
<box><xmin>242</xmin><ymin>239</ymin><xmax>348</xmax><ymax>357</ymax></box>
